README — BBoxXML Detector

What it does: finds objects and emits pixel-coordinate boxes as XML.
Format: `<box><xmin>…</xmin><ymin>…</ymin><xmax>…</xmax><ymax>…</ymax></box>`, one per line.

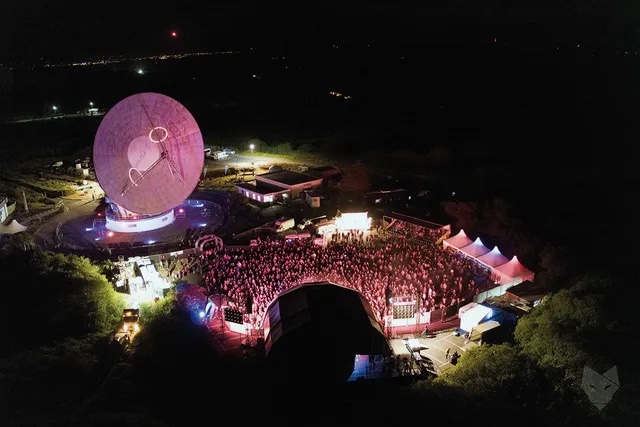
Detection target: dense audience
<box><xmin>177</xmin><ymin>225</ymin><xmax>493</xmax><ymax>329</ymax></box>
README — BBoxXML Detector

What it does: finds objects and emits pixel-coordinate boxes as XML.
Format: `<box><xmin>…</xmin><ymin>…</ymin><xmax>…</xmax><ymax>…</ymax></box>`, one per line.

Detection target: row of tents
<box><xmin>443</xmin><ymin>229</ymin><xmax>534</xmax><ymax>285</ymax></box>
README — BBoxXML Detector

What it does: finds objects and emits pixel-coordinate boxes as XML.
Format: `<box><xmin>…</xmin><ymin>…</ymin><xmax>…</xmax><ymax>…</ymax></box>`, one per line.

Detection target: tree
<box><xmin>2</xmin><ymin>231</ymin><xmax>36</xmax><ymax>252</ymax></box>
<box><xmin>514</xmin><ymin>274</ymin><xmax>618</xmax><ymax>382</ymax></box>
<box><xmin>139</xmin><ymin>290</ymin><xmax>176</xmax><ymax>325</ymax></box>
<box><xmin>442</xmin><ymin>200</ymin><xmax>478</xmax><ymax>232</ymax></box>
<box><xmin>0</xmin><ymin>249</ymin><xmax>125</xmax><ymax>350</ymax></box>
<box><xmin>437</xmin><ymin>343</ymin><xmax>598</xmax><ymax>425</ymax></box>
<box><xmin>438</xmin><ymin>344</ymin><xmax>543</xmax><ymax>402</ymax></box>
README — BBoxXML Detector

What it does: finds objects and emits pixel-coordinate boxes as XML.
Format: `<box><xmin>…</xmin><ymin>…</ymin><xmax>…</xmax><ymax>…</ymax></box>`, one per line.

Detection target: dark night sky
<box><xmin>2</xmin><ymin>1</ymin><xmax>638</xmax><ymax>62</ymax></box>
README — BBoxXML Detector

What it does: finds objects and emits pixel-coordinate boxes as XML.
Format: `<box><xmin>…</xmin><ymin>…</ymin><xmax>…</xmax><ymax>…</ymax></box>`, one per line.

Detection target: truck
<box><xmin>121</xmin><ymin>308</ymin><xmax>140</xmax><ymax>336</ymax></box>
<box><xmin>273</xmin><ymin>217</ymin><xmax>295</xmax><ymax>233</ymax></box>
<box><xmin>297</xmin><ymin>215</ymin><xmax>327</xmax><ymax>230</ymax></box>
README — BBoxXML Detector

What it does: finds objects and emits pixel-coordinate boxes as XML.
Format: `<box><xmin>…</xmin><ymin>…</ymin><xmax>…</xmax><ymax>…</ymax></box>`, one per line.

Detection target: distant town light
<box><xmin>137</xmin><ymin>69</ymin><xmax>144</xmax><ymax>74</ymax></box>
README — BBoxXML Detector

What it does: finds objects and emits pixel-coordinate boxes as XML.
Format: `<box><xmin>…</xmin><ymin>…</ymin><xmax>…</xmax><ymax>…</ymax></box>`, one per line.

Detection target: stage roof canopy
<box><xmin>263</xmin><ymin>282</ymin><xmax>390</xmax><ymax>383</ymax></box>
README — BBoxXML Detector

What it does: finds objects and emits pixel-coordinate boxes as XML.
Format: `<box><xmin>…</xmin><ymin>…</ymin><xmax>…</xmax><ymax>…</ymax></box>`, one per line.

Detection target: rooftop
<box><xmin>237</xmin><ymin>180</ymin><xmax>290</xmax><ymax>195</ymax></box>
<box><xmin>257</xmin><ymin>170</ymin><xmax>321</xmax><ymax>186</ymax></box>
<box><xmin>506</xmin><ymin>280</ymin><xmax>550</xmax><ymax>303</ymax></box>
<box><xmin>386</xmin><ymin>211</ymin><xmax>447</xmax><ymax>230</ymax></box>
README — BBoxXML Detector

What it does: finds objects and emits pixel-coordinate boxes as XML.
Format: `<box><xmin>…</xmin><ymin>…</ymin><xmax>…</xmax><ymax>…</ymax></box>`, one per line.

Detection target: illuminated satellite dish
<box><xmin>93</xmin><ymin>92</ymin><xmax>204</xmax><ymax>215</ymax></box>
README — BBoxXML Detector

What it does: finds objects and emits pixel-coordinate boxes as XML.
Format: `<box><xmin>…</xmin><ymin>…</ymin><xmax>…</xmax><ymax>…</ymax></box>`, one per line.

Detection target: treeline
<box><xmin>0</xmin><ymin>236</ymin><xmax>125</xmax><ymax>426</ymax></box>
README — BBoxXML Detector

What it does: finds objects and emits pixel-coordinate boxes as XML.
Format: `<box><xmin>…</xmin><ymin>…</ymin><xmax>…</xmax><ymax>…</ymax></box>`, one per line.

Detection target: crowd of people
<box><xmin>179</xmin><ymin>225</ymin><xmax>494</xmax><ymax>330</ymax></box>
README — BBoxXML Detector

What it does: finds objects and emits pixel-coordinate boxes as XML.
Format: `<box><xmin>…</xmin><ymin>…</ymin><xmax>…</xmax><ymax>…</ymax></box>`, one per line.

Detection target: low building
<box><xmin>236</xmin><ymin>180</ymin><xmax>290</xmax><ymax>204</ymax></box>
<box><xmin>305</xmin><ymin>166</ymin><xmax>342</xmax><ymax>187</ymax></box>
<box><xmin>0</xmin><ymin>196</ymin><xmax>8</xmax><ymax>224</ymax></box>
<box><xmin>459</xmin><ymin>300</ymin><xmax>530</xmax><ymax>344</ymax></box>
<box><xmin>505</xmin><ymin>280</ymin><xmax>550</xmax><ymax>307</ymax></box>
<box><xmin>236</xmin><ymin>170</ymin><xmax>323</xmax><ymax>204</ymax></box>
<box><xmin>303</xmin><ymin>190</ymin><xmax>321</xmax><ymax>208</ymax></box>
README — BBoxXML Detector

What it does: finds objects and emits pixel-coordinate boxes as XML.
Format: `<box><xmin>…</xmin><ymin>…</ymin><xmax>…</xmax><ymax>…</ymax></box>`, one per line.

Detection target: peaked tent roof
<box><xmin>459</xmin><ymin>237</ymin><xmax>491</xmax><ymax>258</ymax></box>
<box><xmin>443</xmin><ymin>229</ymin><xmax>473</xmax><ymax>250</ymax></box>
<box><xmin>0</xmin><ymin>220</ymin><xmax>27</xmax><ymax>235</ymax></box>
<box><xmin>476</xmin><ymin>246</ymin><xmax>510</xmax><ymax>268</ymax></box>
<box><xmin>494</xmin><ymin>256</ymin><xmax>534</xmax><ymax>281</ymax></box>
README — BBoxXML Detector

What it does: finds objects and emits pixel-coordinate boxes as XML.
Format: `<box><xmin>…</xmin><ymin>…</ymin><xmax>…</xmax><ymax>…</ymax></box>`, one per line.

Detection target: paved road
<box><xmin>34</xmin><ymin>197</ymin><xmax>99</xmax><ymax>249</ymax></box>
<box><xmin>6</xmin><ymin>112</ymin><xmax>105</xmax><ymax>124</ymax></box>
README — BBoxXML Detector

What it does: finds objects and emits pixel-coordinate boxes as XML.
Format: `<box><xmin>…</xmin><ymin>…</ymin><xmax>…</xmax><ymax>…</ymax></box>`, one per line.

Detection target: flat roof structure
<box><xmin>257</xmin><ymin>170</ymin><xmax>320</xmax><ymax>186</ymax></box>
<box><xmin>385</xmin><ymin>211</ymin><xmax>447</xmax><ymax>230</ymax></box>
<box><xmin>236</xmin><ymin>180</ymin><xmax>289</xmax><ymax>196</ymax></box>
<box><xmin>505</xmin><ymin>280</ymin><xmax>550</xmax><ymax>305</ymax></box>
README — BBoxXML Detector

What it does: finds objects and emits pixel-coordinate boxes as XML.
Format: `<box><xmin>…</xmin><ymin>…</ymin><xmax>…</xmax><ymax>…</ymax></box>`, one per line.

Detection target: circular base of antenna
<box><xmin>106</xmin><ymin>209</ymin><xmax>175</xmax><ymax>233</ymax></box>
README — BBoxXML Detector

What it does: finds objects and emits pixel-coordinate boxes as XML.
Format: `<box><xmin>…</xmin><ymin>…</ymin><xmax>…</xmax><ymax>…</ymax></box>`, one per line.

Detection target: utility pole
<box><xmin>22</xmin><ymin>190</ymin><xmax>29</xmax><ymax>213</ymax></box>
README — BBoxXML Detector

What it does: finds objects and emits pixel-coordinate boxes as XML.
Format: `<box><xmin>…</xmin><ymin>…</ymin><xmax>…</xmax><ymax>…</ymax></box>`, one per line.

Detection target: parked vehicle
<box><xmin>273</xmin><ymin>217</ymin><xmax>295</xmax><ymax>232</ymax></box>
<box><xmin>212</xmin><ymin>151</ymin><xmax>229</xmax><ymax>160</ymax></box>
<box><xmin>297</xmin><ymin>215</ymin><xmax>327</xmax><ymax>230</ymax></box>
<box><xmin>122</xmin><ymin>308</ymin><xmax>140</xmax><ymax>336</ymax></box>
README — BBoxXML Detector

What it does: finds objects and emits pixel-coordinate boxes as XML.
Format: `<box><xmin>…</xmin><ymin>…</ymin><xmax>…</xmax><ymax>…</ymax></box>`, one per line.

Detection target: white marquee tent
<box><xmin>443</xmin><ymin>229</ymin><xmax>473</xmax><ymax>251</ymax></box>
<box><xmin>443</xmin><ymin>231</ymin><xmax>536</xmax><ymax>290</ymax></box>
<box><xmin>0</xmin><ymin>220</ymin><xmax>27</xmax><ymax>235</ymax></box>
<box><xmin>476</xmin><ymin>246</ymin><xmax>510</xmax><ymax>268</ymax></box>
<box><xmin>493</xmin><ymin>256</ymin><xmax>535</xmax><ymax>285</ymax></box>
<box><xmin>459</xmin><ymin>237</ymin><xmax>491</xmax><ymax>258</ymax></box>
<box><xmin>458</xmin><ymin>302</ymin><xmax>497</xmax><ymax>333</ymax></box>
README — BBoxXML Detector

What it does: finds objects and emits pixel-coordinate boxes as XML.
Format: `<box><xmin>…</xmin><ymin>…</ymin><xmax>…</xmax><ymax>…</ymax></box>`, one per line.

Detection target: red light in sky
<box><xmin>171</xmin><ymin>31</ymin><xmax>177</xmax><ymax>37</ymax></box>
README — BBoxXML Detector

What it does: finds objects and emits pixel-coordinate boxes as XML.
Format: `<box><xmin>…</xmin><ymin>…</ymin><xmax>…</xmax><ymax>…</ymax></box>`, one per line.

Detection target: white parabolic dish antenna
<box><xmin>93</xmin><ymin>92</ymin><xmax>204</xmax><ymax>215</ymax></box>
